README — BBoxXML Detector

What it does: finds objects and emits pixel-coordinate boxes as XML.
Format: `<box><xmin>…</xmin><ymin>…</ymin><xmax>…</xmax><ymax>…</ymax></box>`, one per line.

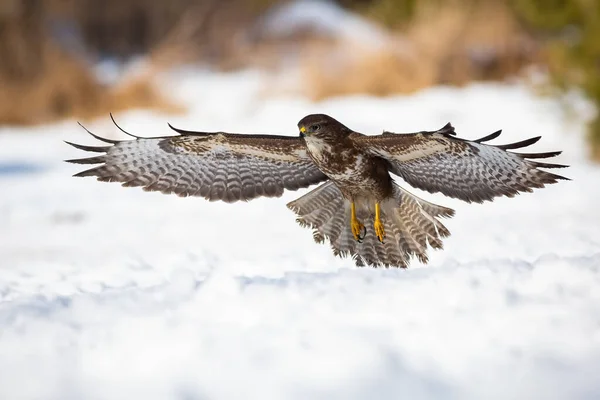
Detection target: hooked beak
<box><xmin>299</xmin><ymin>126</ymin><xmax>306</xmax><ymax>138</ymax></box>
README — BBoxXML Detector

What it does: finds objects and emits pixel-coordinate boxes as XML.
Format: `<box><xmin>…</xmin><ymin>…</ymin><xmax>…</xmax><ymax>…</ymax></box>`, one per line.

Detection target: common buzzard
<box><xmin>66</xmin><ymin>114</ymin><xmax>568</xmax><ymax>267</ymax></box>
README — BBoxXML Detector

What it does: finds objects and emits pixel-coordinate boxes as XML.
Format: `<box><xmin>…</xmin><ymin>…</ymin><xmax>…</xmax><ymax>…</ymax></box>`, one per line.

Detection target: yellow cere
<box><xmin>300</xmin><ymin>126</ymin><xmax>306</xmax><ymax>133</ymax></box>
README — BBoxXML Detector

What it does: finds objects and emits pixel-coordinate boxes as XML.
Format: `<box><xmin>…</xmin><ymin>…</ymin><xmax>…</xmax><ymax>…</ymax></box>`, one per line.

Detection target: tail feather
<box><xmin>321</xmin><ymin>208</ymin><xmax>347</xmax><ymax>243</ymax></box>
<box><xmin>287</xmin><ymin>181</ymin><xmax>455</xmax><ymax>268</ymax></box>
<box><xmin>388</xmin><ymin>210</ymin><xmax>428</xmax><ymax>263</ymax></box>
<box><xmin>381</xmin><ymin>217</ymin><xmax>408</xmax><ymax>265</ymax></box>
<box><xmin>397</xmin><ymin>192</ymin><xmax>445</xmax><ymax>255</ymax></box>
<box><xmin>386</xmin><ymin>218</ymin><xmax>411</xmax><ymax>264</ymax></box>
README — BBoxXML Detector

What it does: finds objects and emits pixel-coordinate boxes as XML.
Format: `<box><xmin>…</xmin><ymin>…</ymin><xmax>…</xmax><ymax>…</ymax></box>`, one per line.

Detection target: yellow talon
<box><xmin>374</xmin><ymin>203</ymin><xmax>385</xmax><ymax>243</ymax></box>
<box><xmin>350</xmin><ymin>202</ymin><xmax>366</xmax><ymax>242</ymax></box>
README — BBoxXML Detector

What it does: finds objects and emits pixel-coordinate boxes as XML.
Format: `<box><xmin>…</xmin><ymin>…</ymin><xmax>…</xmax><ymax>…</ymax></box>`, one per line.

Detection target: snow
<box><xmin>1</xmin><ymin>70</ymin><xmax>600</xmax><ymax>400</ymax></box>
<box><xmin>257</xmin><ymin>0</ymin><xmax>391</xmax><ymax>47</ymax></box>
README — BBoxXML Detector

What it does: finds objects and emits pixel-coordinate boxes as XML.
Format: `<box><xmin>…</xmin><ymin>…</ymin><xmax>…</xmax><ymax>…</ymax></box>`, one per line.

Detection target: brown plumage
<box><xmin>66</xmin><ymin>114</ymin><xmax>569</xmax><ymax>268</ymax></box>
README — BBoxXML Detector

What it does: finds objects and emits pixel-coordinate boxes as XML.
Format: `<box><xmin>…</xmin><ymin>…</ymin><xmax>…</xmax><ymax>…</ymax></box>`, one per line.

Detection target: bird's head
<box><xmin>298</xmin><ymin>114</ymin><xmax>350</xmax><ymax>141</ymax></box>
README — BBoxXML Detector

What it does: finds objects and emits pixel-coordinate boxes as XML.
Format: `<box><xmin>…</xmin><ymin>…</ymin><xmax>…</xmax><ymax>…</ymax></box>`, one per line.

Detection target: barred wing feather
<box><xmin>355</xmin><ymin>123</ymin><xmax>569</xmax><ymax>203</ymax></box>
<box><xmin>66</xmin><ymin>120</ymin><xmax>327</xmax><ymax>203</ymax></box>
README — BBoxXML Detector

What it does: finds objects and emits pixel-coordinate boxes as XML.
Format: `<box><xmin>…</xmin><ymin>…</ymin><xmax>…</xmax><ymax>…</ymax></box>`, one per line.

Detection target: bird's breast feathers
<box><xmin>305</xmin><ymin>138</ymin><xmax>367</xmax><ymax>182</ymax></box>
<box><xmin>304</xmin><ymin>138</ymin><xmax>333</xmax><ymax>163</ymax></box>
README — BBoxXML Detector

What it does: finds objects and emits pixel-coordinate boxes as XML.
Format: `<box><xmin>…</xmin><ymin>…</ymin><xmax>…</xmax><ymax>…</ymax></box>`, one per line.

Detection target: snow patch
<box><xmin>0</xmin><ymin>70</ymin><xmax>599</xmax><ymax>399</ymax></box>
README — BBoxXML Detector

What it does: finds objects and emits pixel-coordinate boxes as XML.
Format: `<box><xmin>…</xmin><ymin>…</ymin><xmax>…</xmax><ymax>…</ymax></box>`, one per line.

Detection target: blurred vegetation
<box><xmin>511</xmin><ymin>0</ymin><xmax>600</xmax><ymax>159</ymax></box>
<box><xmin>0</xmin><ymin>0</ymin><xmax>275</xmax><ymax>124</ymax></box>
<box><xmin>0</xmin><ymin>0</ymin><xmax>599</xmax><ymax>158</ymax></box>
<box><xmin>354</xmin><ymin>0</ymin><xmax>600</xmax><ymax>158</ymax></box>
<box><xmin>0</xmin><ymin>0</ymin><xmax>187</xmax><ymax>124</ymax></box>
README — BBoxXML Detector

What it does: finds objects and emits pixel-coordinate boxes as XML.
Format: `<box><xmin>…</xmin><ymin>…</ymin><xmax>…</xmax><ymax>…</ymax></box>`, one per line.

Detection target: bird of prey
<box><xmin>66</xmin><ymin>114</ymin><xmax>568</xmax><ymax>267</ymax></box>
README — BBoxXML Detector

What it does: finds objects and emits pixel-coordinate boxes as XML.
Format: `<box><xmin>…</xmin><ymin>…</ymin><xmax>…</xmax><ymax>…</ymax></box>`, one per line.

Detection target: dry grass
<box><xmin>414</xmin><ymin>0</ymin><xmax>537</xmax><ymax>85</ymax></box>
<box><xmin>0</xmin><ymin>0</ymin><xmax>561</xmax><ymax>127</ymax></box>
<box><xmin>300</xmin><ymin>40</ymin><xmax>436</xmax><ymax>100</ymax></box>
<box><xmin>297</xmin><ymin>0</ymin><xmax>538</xmax><ymax>101</ymax></box>
<box><xmin>0</xmin><ymin>0</ymin><xmax>183</xmax><ymax>126</ymax></box>
<box><xmin>0</xmin><ymin>44</ymin><xmax>100</xmax><ymax>125</ymax></box>
<box><xmin>0</xmin><ymin>46</ymin><xmax>182</xmax><ymax>126</ymax></box>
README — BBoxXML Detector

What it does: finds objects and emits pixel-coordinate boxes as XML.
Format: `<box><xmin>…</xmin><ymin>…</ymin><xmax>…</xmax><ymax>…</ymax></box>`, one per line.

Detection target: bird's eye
<box><xmin>310</xmin><ymin>124</ymin><xmax>321</xmax><ymax>131</ymax></box>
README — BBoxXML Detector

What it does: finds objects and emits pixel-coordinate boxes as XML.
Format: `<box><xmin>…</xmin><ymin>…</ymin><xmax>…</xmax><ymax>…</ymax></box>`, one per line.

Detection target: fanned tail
<box><xmin>287</xmin><ymin>182</ymin><xmax>455</xmax><ymax>268</ymax></box>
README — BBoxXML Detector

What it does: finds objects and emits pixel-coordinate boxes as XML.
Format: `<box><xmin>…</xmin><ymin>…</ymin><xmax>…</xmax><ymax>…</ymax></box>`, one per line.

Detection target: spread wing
<box><xmin>354</xmin><ymin>123</ymin><xmax>569</xmax><ymax>203</ymax></box>
<box><xmin>66</xmin><ymin>117</ymin><xmax>327</xmax><ymax>203</ymax></box>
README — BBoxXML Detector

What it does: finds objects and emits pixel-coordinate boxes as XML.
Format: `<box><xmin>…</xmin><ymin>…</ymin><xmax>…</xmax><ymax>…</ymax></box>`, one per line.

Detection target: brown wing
<box><xmin>66</xmin><ymin>119</ymin><xmax>327</xmax><ymax>203</ymax></box>
<box><xmin>354</xmin><ymin>123</ymin><xmax>569</xmax><ymax>203</ymax></box>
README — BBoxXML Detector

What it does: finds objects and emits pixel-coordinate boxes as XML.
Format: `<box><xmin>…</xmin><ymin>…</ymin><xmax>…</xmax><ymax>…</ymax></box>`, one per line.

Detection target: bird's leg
<box><xmin>350</xmin><ymin>202</ymin><xmax>366</xmax><ymax>242</ymax></box>
<box><xmin>374</xmin><ymin>202</ymin><xmax>385</xmax><ymax>243</ymax></box>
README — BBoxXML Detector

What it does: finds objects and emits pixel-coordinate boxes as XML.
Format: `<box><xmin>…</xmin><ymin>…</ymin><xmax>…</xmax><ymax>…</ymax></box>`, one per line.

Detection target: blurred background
<box><xmin>0</xmin><ymin>0</ymin><xmax>599</xmax><ymax>159</ymax></box>
<box><xmin>2</xmin><ymin>2</ymin><xmax>600</xmax><ymax>398</ymax></box>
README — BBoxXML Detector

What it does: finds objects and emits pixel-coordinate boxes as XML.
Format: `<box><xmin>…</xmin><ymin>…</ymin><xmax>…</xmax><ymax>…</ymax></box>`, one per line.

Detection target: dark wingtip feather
<box><xmin>65</xmin><ymin>156</ymin><xmax>106</xmax><ymax>165</ymax></box>
<box><xmin>73</xmin><ymin>166</ymin><xmax>103</xmax><ymax>177</ymax></box>
<box><xmin>64</xmin><ymin>141</ymin><xmax>110</xmax><ymax>153</ymax></box>
<box><xmin>440</xmin><ymin>122</ymin><xmax>456</xmax><ymax>136</ymax></box>
<box><xmin>536</xmin><ymin>169</ymin><xmax>571</xmax><ymax>182</ymax></box>
<box><xmin>168</xmin><ymin>122</ymin><xmax>197</xmax><ymax>135</ymax></box>
<box><xmin>167</xmin><ymin>123</ymin><xmax>213</xmax><ymax>137</ymax></box>
<box><xmin>77</xmin><ymin>122</ymin><xmax>120</xmax><ymax>144</ymax></box>
<box><xmin>110</xmin><ymin>113</ymin><xmax>142</xmax><ymax>139</ymax></box>
<box><xmin>517</xmin><ymin>151</ymin><xmax>562</xmax><ymax>159</ymax></box>
<box><xmin>531</xmin><ymin>161</ymin><xmax>570</xmax><ymax>169</ymax></box>
<box><xmin>167</xmin><ymin>122</ymin><xmax>179</xmax><ymax>132</ymax></box>
<box><xmin>474</xmin><ymin>129</ymin><xmax>502</xmax><ymax>143</ymax></box>
<box><xmin>497</xmin><ymin>136</ymin><xmax>541</xmax><ymax>150</ymax></box>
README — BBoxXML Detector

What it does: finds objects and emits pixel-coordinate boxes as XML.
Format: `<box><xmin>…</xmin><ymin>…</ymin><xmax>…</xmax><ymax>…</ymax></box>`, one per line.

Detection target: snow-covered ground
<box><xmin>1</xmin><ymin>70</ymin><xmax>600</xmax><ymax>400</ymax></box>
